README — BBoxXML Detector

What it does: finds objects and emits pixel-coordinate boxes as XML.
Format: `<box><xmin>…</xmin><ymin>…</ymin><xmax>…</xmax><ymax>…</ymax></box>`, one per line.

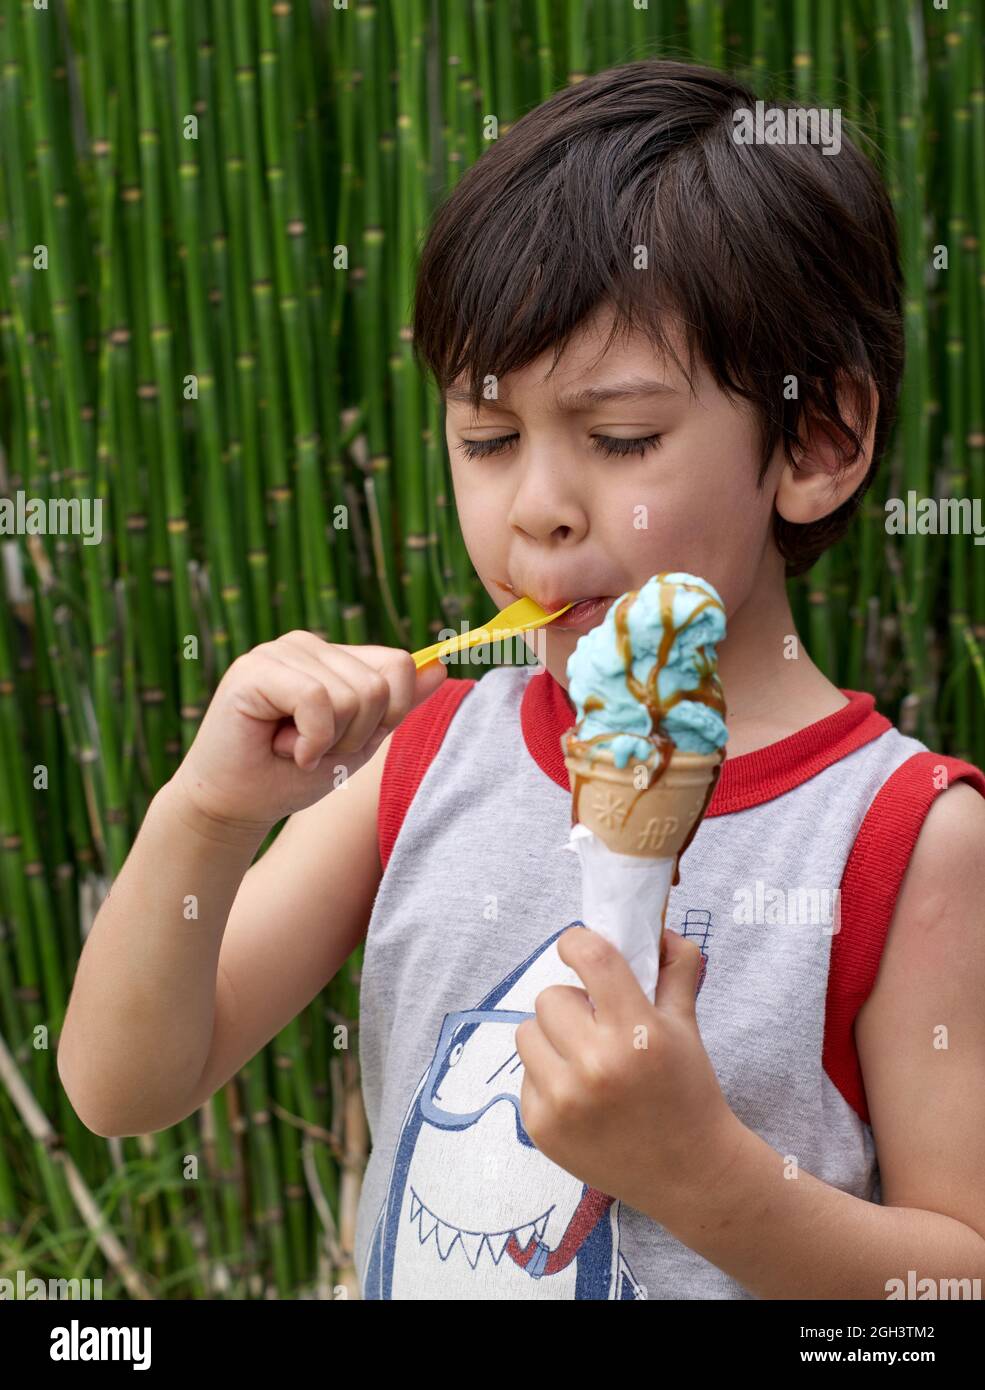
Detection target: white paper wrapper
<box><xmin>563</xmin><ymin>822</ymin><xmax>676</xmax><ymax>1002</ymax></box>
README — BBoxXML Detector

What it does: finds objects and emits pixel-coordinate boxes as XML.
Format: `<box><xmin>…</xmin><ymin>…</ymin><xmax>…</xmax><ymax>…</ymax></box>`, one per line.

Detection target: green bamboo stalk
<box><xmin>324</xmin><ymin>4</ymin><xmax>356</xmax><ymax>351</ymax></box>
<box><xmin>89</xmin><ymin>65</ymin><xmax>171</xmax><ymax>790</ymax></box>
<box><xmin>85</xmin><ymin>59</ymin><xmax>131</xmax><ymax>876</ymax></box>
<box><xmin>896</xmin><ymin>2</ymin><xmax>936</xmax><ymax>743</ymax></box>
<box><xmin>494</xmin><ymin>0</ymin><xmax>518</xmax><ymax>127</ymax></box>
<box><xmin>591</xmin><ymin>0</ymin><xmax>609</xmax><ymax>69</ymax></box>
<box><xmin>21</xmin><ymin>1</ymin><xmax>119</xmax><ymax>845</ymax></box>
<box><xmin>473</xmin><ymin>0</ymin><xmax>496</xmax><ymax>103</ymax></box>
<box><xmin>0</xmin><ymin>606</ymin><xmax>67</xmax><ymax>1046</ymax></box>
<box><xmin>295</xmin><ymin>9</ymin><xmax>347</xmax><ymax>613</ymax></box>
<box><xmin>945</xmin><ymin>7</ymin><xmax>972</xmax><ymax>756</ymax></box>
<box><xmin>108</xmin><ymin>0</ymin><xmax>181</xmax><ymax>773</ymax></box>
<box><xmin>815</xmin><ymin>0</ymin><xmax>836</xmax><ymax>102</ymax></box>
<box><xmin>534</xmin><ymin>0</ymin><xmax>554</xmax><ymax>98</ymax></box>
<box><xmin>125</xmin><ymin>2</ymin><xmax>200</xmax><ymax>761</ymax></box>
<box><xmin>170</xmin><ymin>0</ymin><xmax>250</xmax><ymax>661</ymax></box>
<box><xmin>964</xmin><ymin>0</ymin><xmax>985</xmax><ymax>767</ymax></box>
<box><xmin>870</xmin><ymin>0</ymin><xmax>924</xmax><ymax>730</ymax></box>
<box><xmin>840</xmin><ymin>0</ymin><xmax>859</xmax><ymax>110</ymax></box>
<box><xmin>842</xmin><ymin>43</ymin><xmax>882</xmax><ymax>688</ymax></box>
<box><xmin>239</xmin><ymin>1051</ymin><xmax>294</xmax><ymax>1296</ymax></box>
<box><xmin>0</xmin><ymin>21</ymin><xmax>80</xmax><ymax>971</ymax></box>
<box><xmin>453</xmin><ymin>0</ymin><xmax>481</xmax><ymax>171</ymax></box>
<box><xmin>259</xmin><ymin>0</ymin><xmax>340</xmax><ymax>642</ymax></box>
<box><xmin>751</xmin><ymin>0</ymin><xmax>776</xmax><ymax>84</ymax></box>
<box><xmin>787</xmin><ymin>2</ymin><xmax>835</xmax><ymax>679</ymax></box>
<box><xmin>228</xmin><ymin>3</ymin><xmax>299</xmax><ymax>648</ymax></box>
<box><xmin>0</xmin><ymin>13</ymin><xmax>101</xmax><ymax>1084</ymax></box>
<box><xmin>353</xmin><ymin>1</ymin><xmax>404</xmax><ymax>646</ymax></box>
<box><xmin>0</xmin><ymin>599</ymin><xmax>58</xmax><ymax>1111</ymax></box>
<box><xmin>688</xmin><ymin>0</ymin><xmax>722</xmax><ymax>67</ymax></box>
<box><xmin>391</xmin><ymin>0</ymin><xmax>431</xmax><ymax>648</ymax></box>
<box><xmin>196</xmin><ymin>15</ymin><xmax>275</xmax><ymax>648</ymax></box>
<box><xmin>842</xmin><ymin>11</ymin><xmax>876</xmax><ymax>692</ymax></box>
<box><xmin>961</xmin><ymin>624</ymin><xmax>985</xmax><ymax>708</ymax></box>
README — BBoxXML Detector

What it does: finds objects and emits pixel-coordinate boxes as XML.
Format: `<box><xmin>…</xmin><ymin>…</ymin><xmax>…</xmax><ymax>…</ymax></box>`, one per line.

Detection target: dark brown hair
<box><xmin>412</xmin><ymin>59</ymin><xmax>904</xmax><ymax>578</ymax></box>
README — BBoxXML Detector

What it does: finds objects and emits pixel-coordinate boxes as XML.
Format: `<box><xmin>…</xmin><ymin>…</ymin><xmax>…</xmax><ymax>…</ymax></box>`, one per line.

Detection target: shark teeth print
<box><xmin>409</xmin><ymin>1189</ymin><xmax>552</xmax><ymax>1268</ymax></box>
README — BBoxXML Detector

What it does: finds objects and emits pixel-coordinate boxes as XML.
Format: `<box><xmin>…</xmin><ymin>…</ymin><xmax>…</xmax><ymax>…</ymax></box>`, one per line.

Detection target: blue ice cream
<box><xmin>565</xmin><ymin>572</ymin><xmax>728</xmax><ymax>767</ymax></box>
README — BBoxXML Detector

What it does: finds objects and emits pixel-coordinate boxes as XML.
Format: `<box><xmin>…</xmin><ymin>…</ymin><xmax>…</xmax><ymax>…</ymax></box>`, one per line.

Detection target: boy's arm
<box><xmin>57</xmin><ymin>732</ymin><xmax>390</xmax><ymax>1138</ymax></box>
<box><xmin>651</xmin><ymin>781</ymin><xmax>985</xmax><ymax>1299</ymax></box>
<box><xmin>185</xmin><ymin>731</ymin><xmax>392</xmax><ymax>1115</ymax></box>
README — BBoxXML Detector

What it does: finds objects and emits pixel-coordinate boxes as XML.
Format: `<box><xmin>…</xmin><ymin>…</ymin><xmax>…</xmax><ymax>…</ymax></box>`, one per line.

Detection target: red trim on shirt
<box><xmin>825</xmin><ymin>752</ymin><xmax>985</xmax><ymax>1126</ymax></box>
<box><xmin>378</xmin><ymin>676</ymin><xmax>477</xmax><ymax>870</ymax></box>
<box><xmin>520</xmin><ymin>666</ymin><xmax>890</xmax><ymax>813</ymax></box>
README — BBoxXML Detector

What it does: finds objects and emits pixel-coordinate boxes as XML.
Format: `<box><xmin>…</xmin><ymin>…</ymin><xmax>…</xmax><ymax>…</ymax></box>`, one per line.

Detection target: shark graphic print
<box><xmin>361</xmin><ymin>914</ymin><xmax>712</xmax><ymax>1299</ymax></box>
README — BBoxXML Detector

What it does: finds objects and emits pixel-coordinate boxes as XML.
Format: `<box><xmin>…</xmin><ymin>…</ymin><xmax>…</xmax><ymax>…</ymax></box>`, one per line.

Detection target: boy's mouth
<box><xmin>544</xmin><ymin>596</ymin><xmax>615</xmax><ymax>632</ymax></box>
<box><xmin>496</xmin><ymin>579</ymin><xmax>616</xmax><ymax>632</ymax></box>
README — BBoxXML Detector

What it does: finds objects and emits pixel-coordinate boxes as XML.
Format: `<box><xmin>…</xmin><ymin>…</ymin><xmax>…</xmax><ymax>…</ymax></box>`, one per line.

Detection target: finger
<box><xmin>530</xmin><ymin>984</ymin><xmax>594</xmax><ymax>1060</ymax></box>
<box><xmin>269</xmin><ymin>709</ymin><xmax>388</xmax><ymax>753</ymax></box>
<box><xmin>555</xmin><ymin>925</ymin><xmax>646</xmax><ymax>1027</ymax></box>
<box><xmin>271</xmin><ymin>718</ymin><xmax>300</xmax><ymax>759</ymax></box>
<box><xmin>270</xmin><ymin>718</ymin><xmax>389</xmax><ymax>770</ymax></box>
<box><xmin>412</xmin><ymin>657</ymin><xmax>450</xmax><ymax>704</ymax></box>
<box><xmin>267</xmin><ymin>645</ymin><xmax>382</xmax><ymax>756</ymax></box>
<box><xmin>276</xmin><ymin>634</ymin><xmax>447</xmax><ymax>732</ymax></box>
<box><xmin>237</xmin><ymin>654</ymin><xmax>344</xmax><ymax>769</ymax></box>
<box><xmin>330</xmin><ymin>643</ymin><xmax>450</xmax><ymax>715</ymax></box>
<box><xmin>653</xmin><ymin>929</ymin><xmax>704</xmax><ymax>1016</ymax></box>
<box><xmin>514</xmin><ymin>1015</ymin><xmax>563</xmax><ymax>1088</ymax></box>
<box><xmin>354</xmin><ymin>644</ymin><xmax>450</xmax><ymax>717</ymax></box>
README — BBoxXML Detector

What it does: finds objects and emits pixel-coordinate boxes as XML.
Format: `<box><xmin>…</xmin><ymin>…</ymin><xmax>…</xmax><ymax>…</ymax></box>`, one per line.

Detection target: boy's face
<box><xmin>443</xmin><ymin>305</ymin><xmax>785</xmax><ymax>692</ymax></box>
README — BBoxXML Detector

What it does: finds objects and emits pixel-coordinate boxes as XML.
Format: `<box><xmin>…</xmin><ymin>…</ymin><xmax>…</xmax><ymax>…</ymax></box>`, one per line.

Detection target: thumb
<box><xmin>654</xmin><ymin>928</ymin><xmax>704</xmax><ymax>1015</ymax></box>
<box><xmin>270</xmin><ymin>661</ymin><xmax>447</xmax><ymax>763</ymax></box>
<box><xmin>272</xmin><ymin>718</ymin><xmax>300</xmax><ymax>759</ymax></box>
<box><xmin>411</xmin><ymin>657</ymin><xmax>450</xmax><ymax>706</ymax></box>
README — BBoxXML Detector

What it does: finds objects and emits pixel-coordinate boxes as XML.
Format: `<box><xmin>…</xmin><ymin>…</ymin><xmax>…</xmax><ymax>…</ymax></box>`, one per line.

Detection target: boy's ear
<box><xmin>774</xmin><ymin>374</ymin><xmax>879</xmax><ymax>526</ymax></box>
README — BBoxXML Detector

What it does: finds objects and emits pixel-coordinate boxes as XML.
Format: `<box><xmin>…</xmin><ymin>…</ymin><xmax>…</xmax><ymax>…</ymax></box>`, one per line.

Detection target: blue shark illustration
<box><xmin>362</xmin><ymin>914</ymin><xmax>712</xmax><ymax>1299</ymax></box>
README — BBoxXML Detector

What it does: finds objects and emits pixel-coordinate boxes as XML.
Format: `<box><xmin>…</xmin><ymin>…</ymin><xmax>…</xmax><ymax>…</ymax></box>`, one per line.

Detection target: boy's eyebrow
<box><xmin>443</xmin><ymin>377</ymin><xmax>678</xmax><ymax>412</ymax></box>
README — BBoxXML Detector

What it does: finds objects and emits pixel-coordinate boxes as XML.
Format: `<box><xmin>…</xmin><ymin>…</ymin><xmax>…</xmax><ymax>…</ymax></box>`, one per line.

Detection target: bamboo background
<box><xmin>0</xmin><ymin>0</ymin><xmax>981</xmax><ymax>1298</ymax></box>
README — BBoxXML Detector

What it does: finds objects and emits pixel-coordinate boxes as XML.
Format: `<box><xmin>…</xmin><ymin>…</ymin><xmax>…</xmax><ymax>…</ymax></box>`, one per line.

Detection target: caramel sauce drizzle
<box><xmin>565</xmin><ymin>575</ymin><xmax>728</xmax><ymax>885</ymax></box>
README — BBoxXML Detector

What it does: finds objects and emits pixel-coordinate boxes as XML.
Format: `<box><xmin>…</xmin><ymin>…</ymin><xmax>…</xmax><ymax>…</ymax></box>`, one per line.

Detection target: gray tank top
<box><xmin>353</xmin><ymin>663</ymin><xmax>984</xmax><ymax>1299</ymax></box>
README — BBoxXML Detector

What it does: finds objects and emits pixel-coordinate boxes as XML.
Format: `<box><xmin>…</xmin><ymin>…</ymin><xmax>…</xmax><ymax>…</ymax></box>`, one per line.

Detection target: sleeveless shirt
<box><xmin>353</xmin><ymin>663</ymin><xmax>985</xmax><ymax>1300</ymax></box>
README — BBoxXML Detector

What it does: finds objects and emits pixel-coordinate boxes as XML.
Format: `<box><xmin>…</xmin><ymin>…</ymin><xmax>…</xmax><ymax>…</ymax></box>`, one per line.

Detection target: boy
<box><xmin>58</xmin><ymin>61</ymin><xmax>985</xmax><ymax>1300</ymax></box>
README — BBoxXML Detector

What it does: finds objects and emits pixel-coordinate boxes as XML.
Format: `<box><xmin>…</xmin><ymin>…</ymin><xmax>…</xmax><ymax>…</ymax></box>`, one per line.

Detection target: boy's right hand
<box><xmin>171</xmin><ymin>632</ymin><xmax>448</xmax><ymax>831</ymax></box>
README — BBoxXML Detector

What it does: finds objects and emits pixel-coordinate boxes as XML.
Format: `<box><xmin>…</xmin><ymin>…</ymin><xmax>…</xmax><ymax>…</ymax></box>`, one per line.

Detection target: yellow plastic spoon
<box><xmin>411</xmin><ymin>596</ymin><xmax>575</xmax><ymax>670</ymax></box>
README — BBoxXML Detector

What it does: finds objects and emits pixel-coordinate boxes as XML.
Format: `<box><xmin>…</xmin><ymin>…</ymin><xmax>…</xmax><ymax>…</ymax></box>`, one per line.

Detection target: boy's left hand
<box><xmin>515</xmin><ymin>925</ymin><xmax>746</xmax><ymax>1225</ymax></box>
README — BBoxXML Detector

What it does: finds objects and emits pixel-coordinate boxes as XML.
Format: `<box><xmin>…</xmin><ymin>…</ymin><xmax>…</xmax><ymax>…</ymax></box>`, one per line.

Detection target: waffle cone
<box><xmin>562</xmin><ymin>732</ymin><xmax>722</xmax><ymax>859</ymax></box>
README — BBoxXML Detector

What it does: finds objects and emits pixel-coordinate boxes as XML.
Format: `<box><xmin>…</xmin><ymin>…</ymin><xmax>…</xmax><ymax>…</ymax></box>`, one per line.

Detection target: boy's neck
<box><xmin>713</xmin><ymin>556</ymin><xmax>850</xmax><ymax>759</ymax></box>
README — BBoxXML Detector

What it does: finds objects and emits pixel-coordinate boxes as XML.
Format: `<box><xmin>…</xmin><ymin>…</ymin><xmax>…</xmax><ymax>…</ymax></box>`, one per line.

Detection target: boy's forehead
<box><xmin>442</xmin><ymin>316</ymin><xmax>692</xmax><ymax>411</ymax></box>
<box><xmin>443</xmin><ymin>374</ymin><xmax>679</xmax><ymax>412</ymax></box>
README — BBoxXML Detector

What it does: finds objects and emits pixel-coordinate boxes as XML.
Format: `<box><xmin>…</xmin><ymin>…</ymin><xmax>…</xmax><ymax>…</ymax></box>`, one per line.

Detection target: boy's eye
<box><xmin>454</xmin><ymin>433</ymin><xmax>663</xmax><ymax>460</ymax></box>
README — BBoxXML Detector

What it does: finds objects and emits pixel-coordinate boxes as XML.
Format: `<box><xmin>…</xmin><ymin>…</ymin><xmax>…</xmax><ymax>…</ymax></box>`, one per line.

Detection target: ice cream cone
<box><xmin>561</xmin><ymin>731</ymin><xmax>723</xmax><ymax>861</ymax></box>
<box><xmin>560</xmin><ymin>574</ymin><xmax>728</xmax><ymax>991</ymax></box>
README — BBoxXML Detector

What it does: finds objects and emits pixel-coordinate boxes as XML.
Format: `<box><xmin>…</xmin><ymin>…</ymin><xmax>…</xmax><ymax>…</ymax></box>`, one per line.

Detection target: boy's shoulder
<box><xmin>881</xmin><ymin>755</ymin><xmax>985</xmax><ymax>892</ymax></box>
<box><xmin>768</xmin><ymin>707</ymin><xmax>985</xmax><ymax>1126</ymax></box>
<box><xmin>839</xmin><ymin>718</ymin><xmax>985</xmax><ymax>911</ymax></box>
<box><xmin>852</xmin><ymin>767</ymin><xmax>985</xmax><ymax>1229</ymax></box>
